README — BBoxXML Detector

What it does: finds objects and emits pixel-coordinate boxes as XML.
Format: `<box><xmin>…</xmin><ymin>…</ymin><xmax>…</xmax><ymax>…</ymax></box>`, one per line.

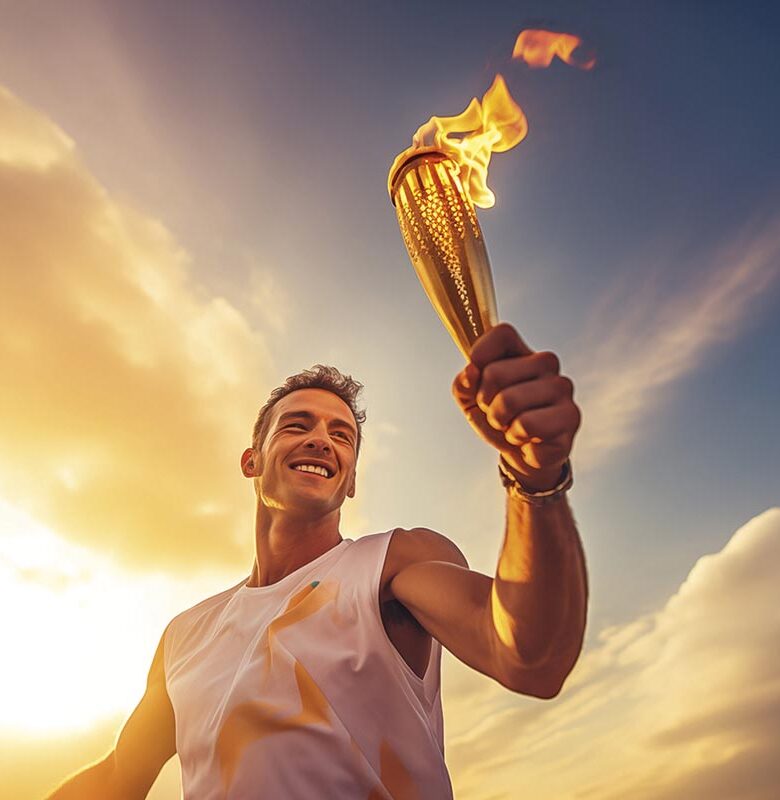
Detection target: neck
<box><xmin>246</xmin><ymin>502</ymin><xmax>344</xmax><ymax>588</ymax></box>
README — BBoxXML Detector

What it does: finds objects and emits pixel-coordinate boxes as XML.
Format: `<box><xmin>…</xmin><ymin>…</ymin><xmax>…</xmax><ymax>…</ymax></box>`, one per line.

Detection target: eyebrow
<box><xmin>277</xmin><ymin>410</ymin><xmax>357</xmax><ymax>437</ymax></box>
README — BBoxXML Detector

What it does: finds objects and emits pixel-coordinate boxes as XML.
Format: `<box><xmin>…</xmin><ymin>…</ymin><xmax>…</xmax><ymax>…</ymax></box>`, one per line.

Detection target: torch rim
<box><xmin>388</xmin><ymin>146</ymin><xmax>452</xmax><ymax>204</ymax></box>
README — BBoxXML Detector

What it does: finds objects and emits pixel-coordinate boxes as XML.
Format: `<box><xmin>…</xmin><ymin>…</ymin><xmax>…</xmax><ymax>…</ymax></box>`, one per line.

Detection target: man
<box><xmin>47</xmin><ymin>322</ymin><xmax>587</xmax><ymax>799</ymax></box>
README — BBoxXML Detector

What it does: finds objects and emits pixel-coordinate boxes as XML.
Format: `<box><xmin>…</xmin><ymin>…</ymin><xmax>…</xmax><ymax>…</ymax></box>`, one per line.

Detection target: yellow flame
<box><xmin>512</xmin><ymin>29</ymin><xmax>595</xmax><ymax>70</ymax></box>
<box><xmin>390</xmin><ymin>29</ymin><xmax>594</xmax><ymax>210</ymax></box>
<box><xmin>390</xmin><ymin>75</ymin><xmax>527</xmax><ymax>209</ymax></box>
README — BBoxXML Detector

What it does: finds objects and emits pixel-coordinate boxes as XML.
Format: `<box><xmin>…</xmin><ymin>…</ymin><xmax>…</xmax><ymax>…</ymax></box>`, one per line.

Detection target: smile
<box><xmin>291</xmin><ymin>464</ymin><xmax>333</xmax><ymax>478</ymax></box>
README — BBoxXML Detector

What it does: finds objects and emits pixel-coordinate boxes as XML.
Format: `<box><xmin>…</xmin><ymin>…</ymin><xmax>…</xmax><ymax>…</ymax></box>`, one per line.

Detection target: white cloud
<box><xmin>0</xmin><ymin>85</ymin><xmax>75</xmax><ymax>168</ymax></box>
<box><xmin>0</xmin><ymin>83</ymin><xmax>276</xmax><ymax>573</ymax></box>
<box><xmin>444</xmin><ymin>507</ymin><xmax>780</xmax><ymax>800</ymax></box>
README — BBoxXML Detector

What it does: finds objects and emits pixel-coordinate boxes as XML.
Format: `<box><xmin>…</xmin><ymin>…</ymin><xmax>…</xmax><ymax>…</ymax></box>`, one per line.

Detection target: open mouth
<box><xmin>290</xmin><ymin>464</ymin><xmax>333</xmax><ymax>479</ymax></box>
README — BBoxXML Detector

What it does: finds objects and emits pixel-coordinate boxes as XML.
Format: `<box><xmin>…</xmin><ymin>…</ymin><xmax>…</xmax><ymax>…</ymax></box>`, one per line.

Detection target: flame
<box><xmin>389</xmin><ymin>74</ymin><xmax>527</xmax><ymax>209</ymax></box>
<box><xmin>512</xmin><ymin>29</ymin><xmax>595</xmax><ymax>70</ymax></box>
<box><xmin>389</xmin><ymin>29</ymin><xmax>594</xmax><ymax>210</ymax></box>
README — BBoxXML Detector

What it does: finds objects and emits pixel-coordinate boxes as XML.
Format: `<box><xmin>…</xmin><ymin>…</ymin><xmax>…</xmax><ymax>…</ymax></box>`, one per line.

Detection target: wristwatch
<box><xmin>498</xmin><ymin>456</ymin><xmax>573</xmax><ymax>506</ymax></box>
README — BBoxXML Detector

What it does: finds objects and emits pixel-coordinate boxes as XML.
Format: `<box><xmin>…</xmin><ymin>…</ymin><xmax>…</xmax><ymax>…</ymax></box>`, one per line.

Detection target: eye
<box><xmin>334</xmin><ymin>431</ymin><xmax>351</xmax><ymax>441</ymax></box>
<box><xmin>285</xmin><ymin>423</ymin><xmax>306</xmax><ymax>430</ymax></box>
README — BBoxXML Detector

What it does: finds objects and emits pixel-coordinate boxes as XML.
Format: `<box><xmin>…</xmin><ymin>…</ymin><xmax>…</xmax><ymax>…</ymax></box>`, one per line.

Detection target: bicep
<box><xmin>390</xmin><ymin>556</ymin><xmax>502</xmax><ymax>680</ymax></box>
<box><xmin>112</xmin><ymin>629</ymin><xmax>177</xmax><ymax>798</ymax></box>
<box><xmin>389</xmin><ymin>528</ymin><xmax>557</xmax><ymax>696</ymax></box>
<box><xmin>388</xmin><ymin>528</ymin><xmax>508</xmax><ymax>685</ymax></box>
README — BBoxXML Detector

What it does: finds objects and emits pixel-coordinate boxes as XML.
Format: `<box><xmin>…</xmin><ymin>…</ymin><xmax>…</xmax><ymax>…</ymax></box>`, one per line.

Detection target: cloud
<box><xmin>443</xmin><ymin>507</ymin><xmax>780</xmax><ymax>800</ymax></box>
<box><xmin>570</xmin><ymin>217</ymin><xmax>780</xmax><ymax>471</ymax></box>
<box><xmin>0</xmin><ymin>84</ymin><xmax>279</xmax><ymax>574</ymax></box>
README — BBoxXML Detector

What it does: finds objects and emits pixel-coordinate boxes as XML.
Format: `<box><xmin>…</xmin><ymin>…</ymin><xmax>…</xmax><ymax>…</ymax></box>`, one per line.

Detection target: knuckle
<box><xmin>480</xmin><ymin>361</ymin><xmax>501</xmax><ymax>397</ymax></box>
<box><xmin>537</xmin><ymin>350</ymin><xmax>560</xmax><ymax>373</ymax></box>
<box><xmin>495</xmin><ymin>322</ymin><xmax>516</xmax><ymax>336</ymax></box>
<box><xmin>514</xmin><ymin>411</ymin><xmax>536</xmax><ymax>436</ymax></box>
<box><xmin>530</xmin><ymin>350</ymin><xmax>558</xmax><ymax>374</ymax></box>
<box><xmin>493</xmin><ymin>391</ymin><xmax>513</xmax><ymax>424</ymax></box>
<box><xmin>572</xmin><ymin>402</ymin><xmax>582</xmax><ymax>430</ymax></box>
<box><xmin>557</xmin><ymin>375</ymin><xmax>574</xmax><ymax>396</ymax></box>
<box><xmin>478</xmin><ymin>366</ymin><xmax>500</xmax><ymax>401</ymax></box>
<box><xmin>481</xmin><ymin>361</ymin><xmax>500</xmax><ymax>385</ymax></box>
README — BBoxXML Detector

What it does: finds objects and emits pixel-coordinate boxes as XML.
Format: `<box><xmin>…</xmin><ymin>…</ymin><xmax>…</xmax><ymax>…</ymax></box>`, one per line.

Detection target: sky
<box><xmin>0</xmin><ymin>1</ymin><xmax>778</xmax><ymax>798</ymax></box>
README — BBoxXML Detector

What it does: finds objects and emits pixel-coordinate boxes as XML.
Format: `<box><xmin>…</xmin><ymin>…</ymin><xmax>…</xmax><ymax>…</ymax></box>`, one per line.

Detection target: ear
<box><xmin>346</xmin><ymin>467</ymin><xmax>356</xmax><ymax>499</ymax></box>
<box><xmin>241</xmin><ymin>447</ymin><xmax>260</xmax><ymax>478</ymax></box>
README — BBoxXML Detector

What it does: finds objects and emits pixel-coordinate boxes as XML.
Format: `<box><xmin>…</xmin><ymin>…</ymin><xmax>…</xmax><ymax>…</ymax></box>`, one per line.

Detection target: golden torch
<box><xmin>388</xmin><ymin>30</ymin><xmax>594</xmax><ymax>360</ymax></box>
<box><xmin>388</xmin><ymin>148</ymin><xmax>499</xmax><ymax>361</ymax></box>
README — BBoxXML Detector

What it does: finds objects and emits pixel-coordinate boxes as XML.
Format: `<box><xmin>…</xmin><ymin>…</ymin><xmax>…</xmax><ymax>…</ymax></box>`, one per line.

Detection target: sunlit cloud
<box><xmin>0</xmin><ymin>84</ymin><xmax>282</xmax><ymax>574</ymax></box>
<box><xmin>571</xmin><ymin>218</ymin><xmax>780</xmax><ymax>471</ymax></box>
<box><xmin>443</xmin><ymin>507</ymin><xmax>780</xmax><ymax>799</ymax></box>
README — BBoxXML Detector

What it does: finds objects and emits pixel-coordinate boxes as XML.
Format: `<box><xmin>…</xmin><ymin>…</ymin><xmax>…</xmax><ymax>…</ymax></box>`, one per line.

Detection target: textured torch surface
<box><xmin>392</xmin><ymin>151</ymin><xmax>498</xmax><ymax>359</ymax></box>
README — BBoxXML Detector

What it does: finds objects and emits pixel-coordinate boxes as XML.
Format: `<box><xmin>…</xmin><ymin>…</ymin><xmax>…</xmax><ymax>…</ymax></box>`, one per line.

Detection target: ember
<box><xmin>512</xmin><ymin>29</ymin><xmax>595</xmax><ymax>71</ymax></box>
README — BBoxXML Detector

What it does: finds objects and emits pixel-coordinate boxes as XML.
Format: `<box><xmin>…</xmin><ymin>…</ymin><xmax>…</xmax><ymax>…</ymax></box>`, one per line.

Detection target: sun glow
<box><xmin>0</xmin><ymin>500</ymin><xmax>175</xmax><ymax>735</ymax></box>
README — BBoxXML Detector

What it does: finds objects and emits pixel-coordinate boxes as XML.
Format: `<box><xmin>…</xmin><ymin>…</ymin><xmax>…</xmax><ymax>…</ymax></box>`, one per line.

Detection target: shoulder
<box><xmin>380</xmin><ymin>526</ymin><xmax>470</xmax><ymax>603</ymax></box>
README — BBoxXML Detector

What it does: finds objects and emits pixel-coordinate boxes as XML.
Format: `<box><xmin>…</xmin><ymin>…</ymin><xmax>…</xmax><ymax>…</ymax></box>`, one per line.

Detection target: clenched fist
<box><xmin>452</xmin><ymin>323</ymin><xmax>581</xmax><ymax>492</ymax></box>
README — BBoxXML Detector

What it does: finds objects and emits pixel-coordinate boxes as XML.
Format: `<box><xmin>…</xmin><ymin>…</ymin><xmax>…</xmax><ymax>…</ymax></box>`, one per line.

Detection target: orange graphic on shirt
<box><xmin>367</xmin><ymin>739</ymin><xmax>421</xmax><ymax>800</ymax></box>
<box><xmin>215</xmin><ymin>579</ymin><xmax>419</xmax><ymax>799</ymax></box>
<box><xmin>216</xmin><ymin>658</ymin><xmax>331</xmax><ymax>791</ymax></box>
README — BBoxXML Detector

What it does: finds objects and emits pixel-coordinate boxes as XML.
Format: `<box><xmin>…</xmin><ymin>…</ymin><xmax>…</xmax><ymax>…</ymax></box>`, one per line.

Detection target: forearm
<box><xmin>491</xmin><ymin>492</ymin><xmax>588</xmax><ymax>688</ymax></box>
<box><xmin>46</xmin><ymin>753</ymin><xmax>119</xmax><ymax>800</ymax></box>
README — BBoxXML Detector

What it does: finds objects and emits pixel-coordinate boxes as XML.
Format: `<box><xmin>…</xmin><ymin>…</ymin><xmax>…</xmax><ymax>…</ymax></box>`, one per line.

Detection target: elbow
<box><xmin>502</xmin><ymin>649</ymin><xmax>577</xmax><ymax>699</ymax></box>
<box><xmin>495</xmin><ymin>621</ymin><xmax>586</xmax><ymax>698</ymax></box>
<box><xmin>504</xmin><ymin>670</ymin><xmax>564</xmax><ymax>699</ymax></box>
<box><xmin>528</xmin><ymin>677</ymin><xmax>565</xmax><ymax>700</ymax></box>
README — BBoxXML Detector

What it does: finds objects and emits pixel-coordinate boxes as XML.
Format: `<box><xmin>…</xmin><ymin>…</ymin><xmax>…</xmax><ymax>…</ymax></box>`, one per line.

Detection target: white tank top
<box><xmin>164</xmin><ymin>530</ymin><xmax>453</xmax><ymax>799</ymax></box>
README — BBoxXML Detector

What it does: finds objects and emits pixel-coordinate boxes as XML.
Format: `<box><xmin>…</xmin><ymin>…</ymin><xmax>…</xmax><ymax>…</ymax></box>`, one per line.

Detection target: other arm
<box><xmin>46</xmin><ymin>628</ymin><xmax>177</xmax><ymax>799</ymax></box>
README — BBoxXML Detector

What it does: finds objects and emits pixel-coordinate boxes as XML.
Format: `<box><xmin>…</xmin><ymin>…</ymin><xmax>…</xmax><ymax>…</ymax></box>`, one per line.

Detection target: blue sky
<box><xmin>1</xmin><ymin>2</ymin><xmax>778</xmax><ymax>798</ymax></box>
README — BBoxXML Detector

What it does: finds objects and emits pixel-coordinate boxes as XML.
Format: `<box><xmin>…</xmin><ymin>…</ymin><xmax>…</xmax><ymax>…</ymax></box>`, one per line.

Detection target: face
<box><xmin>241</xmin><ymin>388</ymin><xmax>358</xmax><ymax>516</ymax></box>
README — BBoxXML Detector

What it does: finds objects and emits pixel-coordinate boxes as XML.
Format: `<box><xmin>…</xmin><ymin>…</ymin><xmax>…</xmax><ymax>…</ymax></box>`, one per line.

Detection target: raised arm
<box><xmin>390</xmin><ymin>323</ymin><xmax>587</xmax><ymax>698</ymax></box>
<box><xmin>46</xmin><ymin>628</ymin><xmax>177</xmax><ymax>800</ymax></box>
<box><xmin>389</xmin><ymin>526</ymin><xmax>582</xmax><ymax>698</ymax></box>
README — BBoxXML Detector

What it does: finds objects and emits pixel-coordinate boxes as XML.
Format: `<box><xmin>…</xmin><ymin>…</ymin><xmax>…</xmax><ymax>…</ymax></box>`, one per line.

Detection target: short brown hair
<box><xmin>252</xmin><ymin>365</ymin><xmax>366</xmax><ymax>457</ymax></box>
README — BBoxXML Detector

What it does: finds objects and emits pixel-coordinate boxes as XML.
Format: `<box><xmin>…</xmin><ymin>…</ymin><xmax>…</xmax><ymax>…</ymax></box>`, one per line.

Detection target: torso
<box><xmin>378</xmin><ymin>529</ymin><xmax>433</xmax><ymax>680</ymax></box>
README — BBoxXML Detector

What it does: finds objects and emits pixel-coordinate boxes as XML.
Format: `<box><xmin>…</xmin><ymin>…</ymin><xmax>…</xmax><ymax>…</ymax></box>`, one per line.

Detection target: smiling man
<box><xmin>47</xmin><ymin>323</ymin><xmax>587</xmax><ymax>800</ymax></box>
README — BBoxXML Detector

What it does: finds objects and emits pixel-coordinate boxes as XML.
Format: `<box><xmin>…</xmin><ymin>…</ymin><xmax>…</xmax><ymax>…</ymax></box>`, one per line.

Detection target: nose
<box><xmin>303</xmin><ymin>430</ymin><xmax>331</xmax><ymax>453</ymax></box>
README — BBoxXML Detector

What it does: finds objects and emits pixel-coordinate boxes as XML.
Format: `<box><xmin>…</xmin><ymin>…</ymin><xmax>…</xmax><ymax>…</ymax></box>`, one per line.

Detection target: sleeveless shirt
<box><xmin>163</xmin><ymin>530</ymin><xmax>453</xmax><ymax>799</ymax></box>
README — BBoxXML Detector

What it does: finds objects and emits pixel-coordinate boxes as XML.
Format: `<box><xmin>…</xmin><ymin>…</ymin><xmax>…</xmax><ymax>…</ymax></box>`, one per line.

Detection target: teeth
<box><xmin>293</xmin><ymin>464</ymin><xmax>330</xmax><ymax>478</ymax></box>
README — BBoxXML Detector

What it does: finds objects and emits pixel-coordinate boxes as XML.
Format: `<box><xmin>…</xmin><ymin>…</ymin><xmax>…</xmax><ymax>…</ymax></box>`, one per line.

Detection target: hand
<box><xmin>452</xmin><ymin>323</ymin><xmax>581</xmax><ymax>492</ymax></box>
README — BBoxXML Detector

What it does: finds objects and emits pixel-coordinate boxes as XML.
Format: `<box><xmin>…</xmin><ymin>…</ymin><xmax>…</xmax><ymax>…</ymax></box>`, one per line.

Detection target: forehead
<box><xmin>271</xmin><ymin>388</ymin><xmax>356</xmax><ymax>429</ymax></box>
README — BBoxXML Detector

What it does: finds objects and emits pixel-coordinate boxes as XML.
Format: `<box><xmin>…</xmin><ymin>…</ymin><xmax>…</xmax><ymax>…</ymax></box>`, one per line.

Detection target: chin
<box><xmin>288</xmin><ymin>492</ymin><xmax>344</xmax><ymax>514</ymax></box>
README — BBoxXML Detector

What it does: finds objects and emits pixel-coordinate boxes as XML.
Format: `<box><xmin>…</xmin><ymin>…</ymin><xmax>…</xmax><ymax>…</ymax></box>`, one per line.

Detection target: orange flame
<box><xmin>390</xmin><ymin>29</ymin><xmax>594</xmax><ymax>210</ymax></box>
<box><xmin>389</xmin><ymin>75</ymin><xmax>527</xmax><ymax>209</ymax></box>
<box><xmin>512</xmin><ymin>29</ymin><xmax>595</xmax><ymax>70</ymax></box>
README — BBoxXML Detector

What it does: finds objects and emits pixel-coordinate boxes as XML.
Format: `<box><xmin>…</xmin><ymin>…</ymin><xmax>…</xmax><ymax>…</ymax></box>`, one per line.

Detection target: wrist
<box><xmin>499</xmin><ymin>456</ymin><xmax>565</xmax><ymax>492</ymax></box>
<box><xmin>498</xmin><ymin>456</ymin><xmax>573</xmax><ymax>506</ymax></box>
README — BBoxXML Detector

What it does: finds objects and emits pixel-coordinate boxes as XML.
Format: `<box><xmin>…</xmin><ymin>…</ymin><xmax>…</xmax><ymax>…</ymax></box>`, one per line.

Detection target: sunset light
<box><xmin>2</xmin><ymin>5</ymin><xmax>778</xmax><ymax>800</ymax></box>
<box><xmin>0</xmin><ymin>501</ymin><xmax>134</xmax><ymax>734</ymax></box>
